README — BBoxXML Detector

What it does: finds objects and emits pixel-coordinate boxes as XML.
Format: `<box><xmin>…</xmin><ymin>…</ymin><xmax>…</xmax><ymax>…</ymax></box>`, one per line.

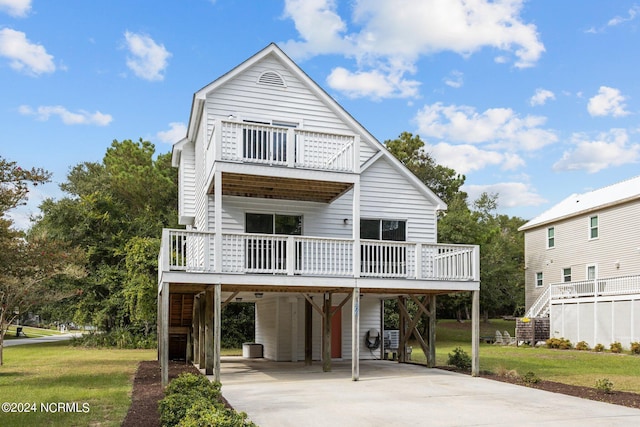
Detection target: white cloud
<box><xmin>281</xmin><ymin>0</ymin><xmax>544</xmax><ymax>99</ymax></box>
<box><xmin>124</xmin><ymin>31</ymin><xmax>171</xmax><ymax>81</ymax></box>
<box><xmin>444</xmin><ymin>70</ymin><xmax>463</xmax><ymax>88</ymax></box>
<box><xmin>425</xmin><ymin>142</ymin><xmax>522</xmax><ymax>174</ymax></box>
<box><xmin>157</xmin><ymin>122</ymin><xmax>187</xmax><ymax>144</ymax></box>
<box><xmin>0</xmin><ymin>0</ymin><xmax>31</xmax><ymax>17</ymax></box>
<box><xmin>19</xmin><ymin>105</ymin><xmax>113</xmax><ymax>126</ymax></box>
<box><xmin>326</xmin><ymin>67</ymin><xmax>419</xmax><ymax>99</ymax></box>
<box><xmin>463</xmin><ymin>182</ymin><xmax>547</xmax><ymax>209</ymax></box>
<box><xmin>0</xmin><ymin>28</ymin><xmax>55</xmax><ymax>75</ymax></box>
<box><xmin>553</xmin><ymin>128</ymin><xmax>640</xmax><ymax>173</ymax></box>
<box><xmin>414</xmin><ymin>102</ymin><xmax>558</xmax><ymax>151</ymax></box>
<box><xmin>607</xmin><ymin>5</ymin><xmax>640</xmax><ymax>27</ymax></box>
<box><xmin>587</xmin><ymin>86</ymin><xmax>630</xmax><ymax>117</ymax></box>
<box><xmin>529</xmin><ymin>88</ymin><xmax>555</xmax><ymax>106</ymax></box>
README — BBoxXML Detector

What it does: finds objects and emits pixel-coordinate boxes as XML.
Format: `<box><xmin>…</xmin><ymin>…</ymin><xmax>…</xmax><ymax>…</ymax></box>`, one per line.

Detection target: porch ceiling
<box><xmin>217</xmin><ymin>172</ymin><xmax>353</xmax><ymax>203</ymax></box>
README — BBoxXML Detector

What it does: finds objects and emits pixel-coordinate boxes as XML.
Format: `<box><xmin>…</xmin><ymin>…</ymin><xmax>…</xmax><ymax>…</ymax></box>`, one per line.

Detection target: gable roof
<box><xmin>519</xmin><ymin>175</ymin><xmax>640</xmax><ymax>231</ymax></box>
<box><xmin>177</xmin><ymin>43</ymin><xmax>447</xmax><ymax>211</ymax></box>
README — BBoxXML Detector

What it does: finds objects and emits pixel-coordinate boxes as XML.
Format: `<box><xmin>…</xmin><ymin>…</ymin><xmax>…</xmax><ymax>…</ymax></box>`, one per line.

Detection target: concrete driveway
<box><xmin>214</xmin><ymin>357</ymin><xmax>640</xmax><ymax>427</ymax></box>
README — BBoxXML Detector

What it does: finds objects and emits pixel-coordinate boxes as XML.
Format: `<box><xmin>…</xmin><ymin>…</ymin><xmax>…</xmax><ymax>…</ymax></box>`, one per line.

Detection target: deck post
<box><xmin>471</xmin><ymin>290</ymin><xmax>480</xmax><ymax>376</ymax></box>
<box><xmin>193</xmin><ymin>295</ymin><xmax>200</xmax><ymax>365</ymax></box>
<box><xmin>205</xmin><ymin>289</ymin><xmax>214</xmax><ymax>375</ymax></box>
<box><xmin>214</xmin><ymin>169</ymin><xmax>222</xmax><ymax>273</ymax></box>
<box><xmin>198</xmin><ymin>295</ymin><xmax>205</xmax><ymax>369</ymax></box>
<box><xmin>323</xmin><ymin>293</ymin><xmax>332</xmax><ymax>372</ymax></box>
<box><xmin>160</xmin><ymin>282</ymin><xmax>169</xmax><ymax>386</ymax></box>
<box><xmin>305</xmin><ymin>298</ymin><xmax>312</xmax><ymax>365</ymax></box>
<box><xmin>214</xmin><ymin>284</ymin><xmax>221</xmax><ymax>383</ymax></box>
<box><xmin>427</xmin><ymin>294</ymin><xmax>436</xmax><ymax>368</ymax></box>
<box><xmin>398</xmin><ymin>296</ymin><xmax>406</xmax><ymax>363</ymax></box>
<box><xmin>352</xmin><ymin>288</ymin><xmax>360</xmax><ymax>381</ymax></box>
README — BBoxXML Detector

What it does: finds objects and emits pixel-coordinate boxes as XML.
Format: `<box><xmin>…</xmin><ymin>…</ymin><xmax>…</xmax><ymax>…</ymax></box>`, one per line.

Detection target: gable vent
<box><xmin>257</xmin><ymin>71</ymin><xmax>286</xmax><ymax>88</ymax></box>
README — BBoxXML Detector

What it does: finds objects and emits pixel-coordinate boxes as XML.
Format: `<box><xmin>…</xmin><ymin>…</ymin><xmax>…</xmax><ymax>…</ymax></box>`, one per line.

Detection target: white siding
<box><xmin>340</xmin><ymin>297</ymin><xmax>382</xmax><ymax>360</ymax></box>
<box><xmin>360</xmin><ymin>157</ymin><xmax>437</xmax><ymax>242</ymax></box>
<box><xmin>524</xmin><ymin>199</ymin><xmax>640</xmax><ymax>311</ymax></box>
<box><xmin>255</xmin><ymin>297</ymin><xmax>278</xmax><ymax>360</ymax></box>
<box><xmin>178</xmin><ymin>142</ymin><xmax>196</xmax><ymax>222</ymax></box>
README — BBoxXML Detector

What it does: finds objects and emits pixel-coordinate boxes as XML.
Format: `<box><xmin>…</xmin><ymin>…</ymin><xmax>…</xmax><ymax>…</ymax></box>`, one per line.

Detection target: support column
<box><xmin>213</xmin><ymin>284</ymin><xmax>221</xmax><ymax>383</ymax></box>
<box><xmin>322</xmin><ymin>293</ymin><xmax>332</xmax><ymax>372</ymax></box>
<box><xmin>193</xmin><ymin>295</ymin><xmax>200</xmax><ymax>365</ymax></box>
<box><xmin>205</xmin><ymin>289</ymin><xmax>214</xmax><ymax>375</ymax></box>
<box><xmin>198</xmin><ymin>295</ymin><xmax>205</xmax><ymax>369</ymax></box>
<box><xmin>427</xmin><ymin>295</ymin><xmax>436</xmax><ymax>368</ymax></box>
<box><xmin>398</xmin><ymin>296</ymin><xmax>406</xmax><ymax>363</ymax></box>
<box><xmin>160</xmin><ymin>283</ymin><xmax>169</xmax><ymax>386</ymax></box>
<box><xmin>305</xmin><ymin>298</ymin><xmax>312</xmax><ymax>365</ymax></box>
<box><xmin>352</xmin><ymin>288</ymin><xmax>360</xmax><ymax>381</ymax></box>
<box><xmin>471</xmin><ymin>290</ymin><xmax>480</xmax><ymax>377</ymax></box>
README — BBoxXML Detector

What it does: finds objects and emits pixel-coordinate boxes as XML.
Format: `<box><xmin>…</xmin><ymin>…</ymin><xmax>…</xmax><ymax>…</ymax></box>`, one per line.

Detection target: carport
<box><xmin>211</xmin><ymin>357</ymin><xmax>640</xmax><ymax>427</ymax></box>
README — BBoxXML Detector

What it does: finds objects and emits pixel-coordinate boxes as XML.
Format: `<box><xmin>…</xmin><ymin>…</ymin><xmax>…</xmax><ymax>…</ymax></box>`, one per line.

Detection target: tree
<box><xmin>34</xmin><ymin>139</ymin><xmax>178</xmax><ymax>332</ymax></box>
<box><xmin>0</xmin><ymin>156</ymin><xmax>84</xmax><ymax>365</ymax></box>
<box><xmin>385</xmin><ymin>132</ymin><xmax>466</xmax><ymax>205</ymax></box>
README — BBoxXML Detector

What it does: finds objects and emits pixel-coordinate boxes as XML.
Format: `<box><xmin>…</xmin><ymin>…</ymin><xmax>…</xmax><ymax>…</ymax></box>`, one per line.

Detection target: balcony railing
<box><xmin>208</xmin><ymin>120</ymin><xmax>357</xmax><ymax>173</ymax></box>
<box><xmin>160</xmin><ymin>229</ymin><xmax>479</xmax><ymax>281</ymax></box>
<box><xmin>550</xmin><ymin>275</ymin><xmax>640</xmax><ymax>300</ymax></box>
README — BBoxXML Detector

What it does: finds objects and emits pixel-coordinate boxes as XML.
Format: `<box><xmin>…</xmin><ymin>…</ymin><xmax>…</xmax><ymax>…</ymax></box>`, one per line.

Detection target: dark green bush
<box><xmin>631</xmin><ymin>342</ymin><xmax>640</xmax><ymax>355</ymax></box>
<box><xmin>447</xmin><ymin>347</ymin><xmax>472</xmax><ymax>371</ymax></box>
<box><xmin>71</xmin><ymin>327</ymin><xmax>157</xmax><ymax>349</ymax></box>
<box><xmin>593</xmin><ymin>343</ymin><xmax>605</xmax><ymax>352</ymax></box>
<box><xmin>521</xmin><ymin>371</ymin><xmax>540</xmax><ymax>385</ymax></box>
<box><xmin>159</xmin><ymin>373</ymin><xmax>253</xmax><ymax>427</ymax></box>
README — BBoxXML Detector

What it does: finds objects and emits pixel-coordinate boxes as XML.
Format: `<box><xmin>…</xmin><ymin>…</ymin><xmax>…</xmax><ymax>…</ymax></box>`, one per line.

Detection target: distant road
<box><xmin>3</xmin><ymin>333</ymin><xmax>82</xmax><ymax>347</ymax></box>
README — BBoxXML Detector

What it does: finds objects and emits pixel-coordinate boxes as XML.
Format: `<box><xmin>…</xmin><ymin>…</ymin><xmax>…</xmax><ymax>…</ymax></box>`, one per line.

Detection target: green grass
<box><xmin>409</xmin><ymin>319</ymin><xmax>640</xmax><ymax>394</ymax></box>
<box><xmin>0</xmin><ymin>341</ymin><xmax>155</xmax><ymax>427</ymax></box>
<box><xmin>4</xmin><ymin>325</ymin><xmax>63</xmax><ymax>340</ymax></box>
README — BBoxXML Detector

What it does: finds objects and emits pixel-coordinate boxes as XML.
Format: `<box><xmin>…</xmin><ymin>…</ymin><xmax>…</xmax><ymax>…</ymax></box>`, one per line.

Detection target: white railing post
<box><xmin>414</xmin><ymin>243</ymin><xmax>422</xmax><ymax>279</ymax></box>
<box><xmin>287</xmin><ymin>128</ymin><xmax>295</xmax><ymax>168</ymax></box>
<box><xmin>287</xmin><ymin>236</ymin><xmax>295</xmax><ymax>276</ymax></box>
<box><xmin>353</xmin><ymin>135</ymin><xmax>360</xmax><ymax>174</ymax></box>
<box><xmin>473</xmin><ymin>245</ymin><xmax>480</xmax><ymax>281</ymax></box>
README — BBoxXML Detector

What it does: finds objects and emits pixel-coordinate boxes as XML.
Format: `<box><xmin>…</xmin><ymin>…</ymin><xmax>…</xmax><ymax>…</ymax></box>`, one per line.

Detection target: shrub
<box><xmin>595</xmin><ymin>378</ymin><xmax>614</xmax><ymax>394</ymax></box>
<box><xmin>521</xmin><ymin>371</ymin><xmax>540</xmax><ymax>385</ymax></box>
<box><xmin>575</xmin><ymin>341</ymin><xmax>589</xmax><ymax>351</ymax></box>
<box><xmin>447</xmin><ymin>347</ymin><xmax>472</xmax><ymax>371</ymax></box>
<box><xmin>593</xmin><ymin>343</ymin><xmax>605</xmax><ymax>352</ymax></box>
<box><xmin>545</xmin><ymin>337</ymin><xmax>572</xmax><ymax>349</ymax></box>
<box><xmin>159</xmin><ymin>373</ymin><xmax>253</xmax><ymax>427</ymax></box>
<box><xmin>631</xmin><ymin>342</ymin><xmax>640</xmax><ymax>355</ymax></box>
<box><xmin>70</xmin><ymin>327</ymin><xmax>157</xmax><ymax>349</ymax></box>
<box><xmin>610</xmin><ymin>342</ymin><xmax>623</xmax><ymax>354</ymax></box>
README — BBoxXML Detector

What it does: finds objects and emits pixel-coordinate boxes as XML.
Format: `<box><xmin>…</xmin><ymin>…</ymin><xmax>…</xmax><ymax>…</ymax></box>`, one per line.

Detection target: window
<box><xmin>589</xmin><ymin>216</ymin><xmax>598</xmax><ymax>239</ymax></box>
<box><xmin>535</xmin><ymin>272</ymin><xmax>543</xmax><ymax>287</ymax></box>
<box><xmin>562</xmin><ymin>267</ymin><xmax>572</xmax><ymax>283</ymax></box>
<box><xmin>547</xmin><ymin>227</ymin><xmax>555</xmax><ymax>248</ymax></box>
<box><xmin>587</xmin><ymin>265</ymin><xmax>597</xmax><ymax>280</ymax></box>
<box><xmin>245</xmin><ymin>213</ymin><xmax>302</xmax><ymax>271</ymax></box>
<box><xmin>360</xmin><ymin>219</ymin><xmax>407</xmax><ymax>276</ymax></box>
<box><xmin>360</xmin><ymin>219</ymin><xmax>406</xmax><ymax>241</ymax></box>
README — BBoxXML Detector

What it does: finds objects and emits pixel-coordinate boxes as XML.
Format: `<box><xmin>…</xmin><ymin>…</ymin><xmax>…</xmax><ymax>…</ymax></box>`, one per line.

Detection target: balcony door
<box><xmin>245</xmin><ymin>213</ymin><xmax>302</xmax><ymax>272</ymax></box>
<box><xmin>242</xmin><ymin>119</ymin><xmax>297</xmax><ymax>163</ymax></box>
<box><xmin>360</xmin><ymin>219</ymin><xmax>407</xmax><ymax>276</ymax></box>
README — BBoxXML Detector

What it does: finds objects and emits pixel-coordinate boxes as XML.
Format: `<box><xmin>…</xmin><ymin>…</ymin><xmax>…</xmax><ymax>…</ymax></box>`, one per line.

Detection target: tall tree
<box><xmin>34</xmin><ymin>139</ymin><xmax>178</xmax><ymax>331</ymax></box>
<box><xmin>385</xmin><ymin>132</ymin><xmax>466</xmax><ymax>205</ymax></box>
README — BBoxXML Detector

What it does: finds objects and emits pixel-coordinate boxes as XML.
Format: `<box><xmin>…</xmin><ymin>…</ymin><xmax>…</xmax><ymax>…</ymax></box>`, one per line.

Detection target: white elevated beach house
<box><xmin>520</xmin><ymin>176</ymin><xmax>640</xmax><ymax>348</ymax></box>
<box><xmin>157</xmin><ymin>44</ymin><xmax>480</xmax><ymax>385</ymax></box>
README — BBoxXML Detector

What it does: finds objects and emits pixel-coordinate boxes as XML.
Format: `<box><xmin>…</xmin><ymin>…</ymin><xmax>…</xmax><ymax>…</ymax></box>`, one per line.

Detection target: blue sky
<box><xmin>2</xmin><ymin>0</ymin><xmax>640</xmax><ymax>229</ymax></box>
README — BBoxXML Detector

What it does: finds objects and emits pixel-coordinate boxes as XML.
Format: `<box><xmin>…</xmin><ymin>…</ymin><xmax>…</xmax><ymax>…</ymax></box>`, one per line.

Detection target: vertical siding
<box><xmin>361</xmin><ymin>157</ymin><xmax>437</xmax><ymax>242</ymax></box>
<box><xmin>524</xmin><ymin>199</ymin><xmax>640</xmax><ymax>311</ymax></box>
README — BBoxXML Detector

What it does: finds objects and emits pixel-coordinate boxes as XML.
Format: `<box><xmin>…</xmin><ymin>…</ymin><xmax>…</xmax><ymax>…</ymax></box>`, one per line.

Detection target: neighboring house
<box><xmin>520</xmin><ymin>176</ymin><xmax>640</xmax><ymax>348</ymax></box>
<box><xmin>157</xmin><ymin>44</ymin><xmax>480</xmax><ymax>385</ymax></box>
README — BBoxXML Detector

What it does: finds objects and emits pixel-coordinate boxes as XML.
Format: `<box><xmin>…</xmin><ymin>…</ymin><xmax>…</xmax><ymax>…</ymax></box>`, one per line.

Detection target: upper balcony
<box><xmin>159</xmin><ymin>229</ymin><xmax>480</xmax><ymax>286</ymax></box>
<box><xmin>203</xmin><ymin>120</ymin><xmax>359</xmax><ymax>204</ymax></box>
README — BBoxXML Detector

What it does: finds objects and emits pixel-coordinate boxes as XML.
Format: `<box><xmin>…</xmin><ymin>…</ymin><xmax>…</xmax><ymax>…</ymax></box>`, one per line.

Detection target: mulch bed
<box><xmin>123</xmin><ymin>361</ymin><xmax>640</xmax><ymax>427</ymax></box>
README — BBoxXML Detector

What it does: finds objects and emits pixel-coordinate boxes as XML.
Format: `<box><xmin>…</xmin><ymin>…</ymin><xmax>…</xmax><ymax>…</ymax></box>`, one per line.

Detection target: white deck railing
<box><xmin>215</xmin><ymin>120</ymin><xmax>355</xmax><ymax>172</ymax></box>
<box><xmin>160</xmin><ymin>229</ymin><xmax>479</xmax><ymax>281</ymax></box>
<box><xmin>550</xmin><ymin>275</ymin><xmax>640</xmax><ymax>299</ymax></box>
